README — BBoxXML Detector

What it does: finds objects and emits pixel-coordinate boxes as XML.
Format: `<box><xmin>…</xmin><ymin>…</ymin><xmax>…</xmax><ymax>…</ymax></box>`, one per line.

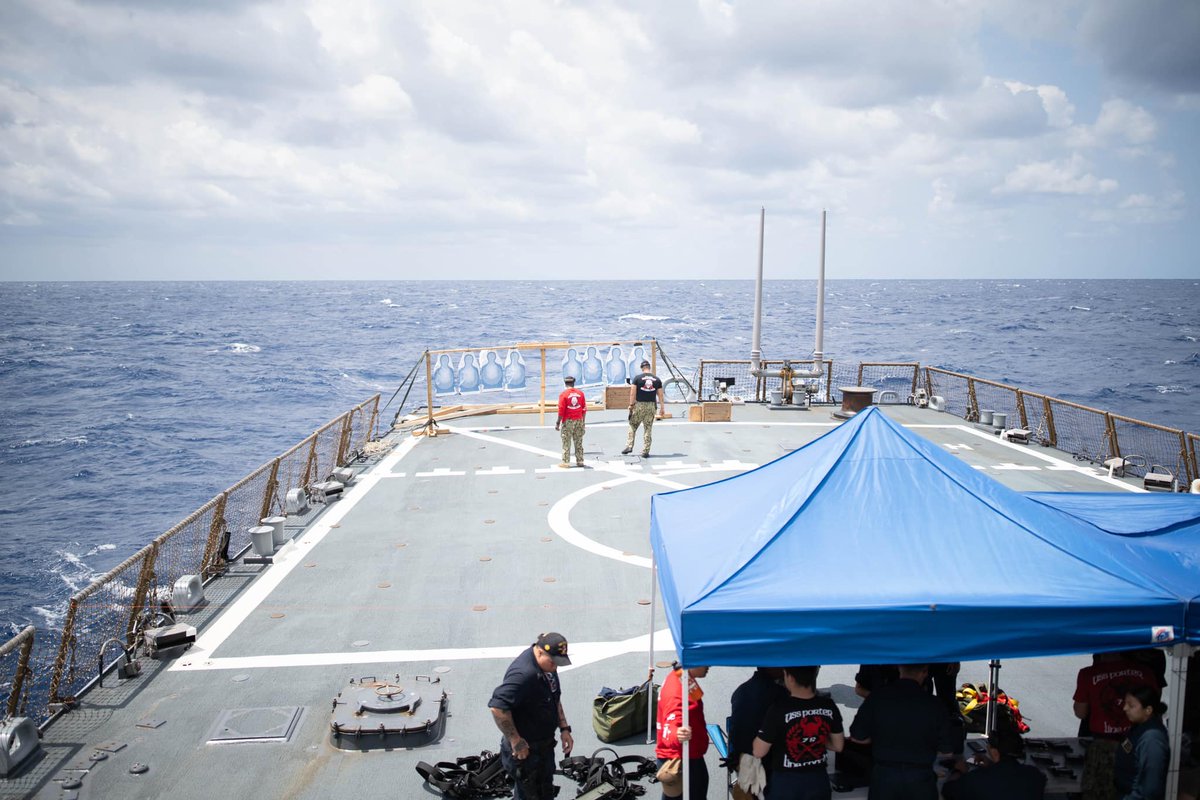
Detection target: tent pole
<box><xmin>985</xmin><ymin>659</ymin><xmax>1001</xmax><ymax>734</ymax></box>
<box><xmin>1165</xmin><ymin>643</ymin><xmax>1193</xmax><ymax>800</ymax></box>
<box><xmin>646</xmin><ymin>558</ymin><xmax>658</xmax><ymax>744</ymax></box>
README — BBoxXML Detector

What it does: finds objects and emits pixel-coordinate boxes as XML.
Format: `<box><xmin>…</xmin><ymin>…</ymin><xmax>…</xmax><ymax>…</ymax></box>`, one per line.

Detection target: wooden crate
<box><xmin>604</xmin><ymin>385</ymin><xmax>631</xmax><ymax>409</ymax></box>
<box><xmin>702</xmin><ymin>402</ymin><xmax>732</xmax><ymax>422</ymax></box>
<box><xmin>687</xmin><ymin>405</ymin><xmax>703</xmax><ymax>422</ymax></box>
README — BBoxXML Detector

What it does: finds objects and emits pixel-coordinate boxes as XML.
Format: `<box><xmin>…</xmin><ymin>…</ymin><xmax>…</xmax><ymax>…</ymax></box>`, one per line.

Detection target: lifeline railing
<box><xmin>0</xmin><ymin>394</ymin><xmax>380</xmax><ymax>727</ymax></box>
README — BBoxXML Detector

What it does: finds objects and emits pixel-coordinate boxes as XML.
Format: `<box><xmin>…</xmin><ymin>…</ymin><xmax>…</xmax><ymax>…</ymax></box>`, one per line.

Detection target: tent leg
<box><xmin>647</xmin><ymin>559</ymin><xmax>658</xmax><ymax>744</ymax></box>
<box><xmin>985</xmin><ymin>659</ymin><xmax>1001</xmax><ymax>734</ymax></box>
<box><xmin>1166</xmin><ymin>643</ymin><xmax>1193</xmax><ymax>800</ymax></box>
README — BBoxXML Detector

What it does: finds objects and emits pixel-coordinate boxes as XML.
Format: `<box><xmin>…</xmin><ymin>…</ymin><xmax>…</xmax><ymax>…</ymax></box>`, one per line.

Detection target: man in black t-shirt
<box><xmin>622</xmin><ymin>360</ymin><xmax>664</xmax><ymax>457</ymax></box>
<box><xmin>849</xmin><ymin>663</ymin><xmax>954</xmax><ymax>800</ymax></box>
<box><xmin>488</xmin><ymin>632</ymin><xmax>575</xmax><ymax>799</ymax></box>
<box><xmin>753</xmin><ymin>666</ymin><xmax>845</xmax><ymax>800</ymax></box>
<box><xmin>940</xmin><ymin>722</ymin><xmax>1045</xmax><ymax>800</ymax></box>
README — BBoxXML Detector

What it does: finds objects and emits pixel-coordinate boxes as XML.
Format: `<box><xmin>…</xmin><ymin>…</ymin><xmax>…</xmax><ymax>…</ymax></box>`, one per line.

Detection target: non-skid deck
<box><xmin>14</xmin><ymin>403</ymin><xmax>1141</xmax><ymax>799</ymax></box>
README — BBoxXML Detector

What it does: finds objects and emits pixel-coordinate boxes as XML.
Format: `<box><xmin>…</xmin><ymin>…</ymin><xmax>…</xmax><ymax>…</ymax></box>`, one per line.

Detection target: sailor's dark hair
<box><xmin>564</xmin><ymin>376</ymin><xmax>576</xmax><ymax>384</ymax></box>
<box><xmin>1125</xmin><ymin>683</ymin><xmax>1167</xmax><ymax>716</ymax></box>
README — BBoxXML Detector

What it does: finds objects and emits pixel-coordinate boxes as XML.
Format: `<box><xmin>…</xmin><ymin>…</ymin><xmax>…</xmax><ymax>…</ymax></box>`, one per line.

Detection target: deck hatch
<box><xmin>207</xmin><ymin>706</ymin><xmax>303</xmax><ymax>744</ymax></box>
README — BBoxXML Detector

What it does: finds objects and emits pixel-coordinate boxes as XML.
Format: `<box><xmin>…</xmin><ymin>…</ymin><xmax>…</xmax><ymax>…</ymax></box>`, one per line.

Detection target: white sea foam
<box><xmin>1069</xmin><ymin>305</ymin><xmax>1091</xmax><ymax>311</ymax></box>
<box><xmin>619</xmin><ymin>313</ymin><xmax>669</xmax><ymax>322</ymax></box>
<box><xmin>380</xmin><ymin>298</ymin><xmax>393</xmax><ymax>305</ymax></box>
<box><xmin>225</xmin><ymin>342</ymin><xmax>261</xmax><ymax>353</ymax></box>
<box><xmin>1156</xmin><ymin>385</ymin><xmax>1187</xmax><ymax>394</ymax></box>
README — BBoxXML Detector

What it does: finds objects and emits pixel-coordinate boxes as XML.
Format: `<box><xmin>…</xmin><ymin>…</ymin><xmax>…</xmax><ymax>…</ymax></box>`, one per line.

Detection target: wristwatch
<box><xmin>560</xmin><ymin>725</ymin><xmax>572</xmax><ymax>733</ymax></box>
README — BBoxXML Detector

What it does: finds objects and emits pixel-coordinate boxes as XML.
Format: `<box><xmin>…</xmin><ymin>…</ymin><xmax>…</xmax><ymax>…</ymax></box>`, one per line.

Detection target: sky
<box><xmin>1</xmin><ymin>0</ymin><xmax>1198</xmax><ymax>280</ymax></box>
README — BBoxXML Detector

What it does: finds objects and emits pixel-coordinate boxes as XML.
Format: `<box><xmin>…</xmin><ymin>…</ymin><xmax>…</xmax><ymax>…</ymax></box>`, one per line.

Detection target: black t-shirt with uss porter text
<box><xmin>757</xmin><ymin>694</ymin><xmax>844</xmax><ymax>772</ymax></box>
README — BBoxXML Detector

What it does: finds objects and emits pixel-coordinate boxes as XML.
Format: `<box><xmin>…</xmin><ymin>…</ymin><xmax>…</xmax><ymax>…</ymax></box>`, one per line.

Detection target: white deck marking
<box><xmin>953</xmin><ymin>425</ymin><xmax>1144</xmax><ymax>492</ymax></box>
<box><xmin>943</xmin><ymin>443</ymin><xmax>975</xmax><ymax>451</ymax></box>
<box><xmin>992</xmin><ymin>463</ymin><xmax>1043</xmax><ymax>471</ymax></box>
<box><xmin>170</xmin><ymin>435</ymin><xmax>424</xmax><ymax>670</ymax></box>
<box><xmin>475</xmin><ymin>466</ymin><xmax>526</xmax><ymax>475</ymax></box>
<box><xmin>172</xmin><ymin>629</ymin><xmax>678</xmax><ymax>672</ymax></box>
<box><xmin>653</xmin><ymin>460</ymin><xmax>700</xmax><ymax>470</ymax></box>
<box><xmin>378</xmin><ymin>472</ymin><xmax>407</xmax><ymax>478</ymax></box>
<box><xmin>714</xmin><ymin>459</ymin><xmax>759</xmax><ymax>470</ymax></box>
<box><xmin>547</xmin><ymin>477</ymin><xmax>664</xmax><ymax>568</ymax></box>
<box><xmin>414</xmin><ymin>467</ymin><xmax>466</xmax><ymax>477</ymax></box>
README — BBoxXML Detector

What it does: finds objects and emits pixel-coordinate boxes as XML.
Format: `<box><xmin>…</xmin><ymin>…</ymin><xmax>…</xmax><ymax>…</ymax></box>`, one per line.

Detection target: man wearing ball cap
<box><xmin>489</xmin><ymin>632</ymin><xmax>575</xmax><ymax>799</ymax></box>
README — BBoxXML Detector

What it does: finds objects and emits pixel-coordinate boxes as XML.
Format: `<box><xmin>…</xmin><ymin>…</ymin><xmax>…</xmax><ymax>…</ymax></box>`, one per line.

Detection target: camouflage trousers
<box><xmin>560</xmin><ymin>418</ymin><xmax>585</xmax><ymax>464</ymax></box>
<box><xmin>626</xmin><ymin>402</ymin><xmax>657</xmax><ymax>454</ymax></box>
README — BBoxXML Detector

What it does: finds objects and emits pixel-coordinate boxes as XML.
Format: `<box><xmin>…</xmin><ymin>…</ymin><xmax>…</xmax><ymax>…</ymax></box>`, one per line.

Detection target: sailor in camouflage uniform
<box><xmin>623</xmin><ymin>360</ymin><xmax>665</xmax><ymax>458</ymax></box>
<box><xmin>555</xmin><ymin>376</ymin><xmax>587</xmax><ymax>468</ymax></box>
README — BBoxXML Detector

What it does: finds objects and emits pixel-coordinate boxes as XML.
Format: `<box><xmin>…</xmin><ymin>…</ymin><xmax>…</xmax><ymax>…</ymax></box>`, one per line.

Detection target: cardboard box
<box><xmin>605</xmin><ymin>385</ymin><xmax>631</xmax><ymax>410</ymax></box>
<box><xmin>702</xmin><ymin>402</ymin><xmax>732</xmax><ymax>422</ymax></box>
<box><xmin>687</xmin><ymin>405</ymin><xmax>703</xmax><ymax>422</ymax></box>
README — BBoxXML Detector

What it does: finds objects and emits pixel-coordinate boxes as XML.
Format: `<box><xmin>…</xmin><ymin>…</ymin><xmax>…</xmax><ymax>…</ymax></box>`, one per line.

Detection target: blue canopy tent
<box><xmin>647</xmin><ymin>407</ymin><xmax>1195</xmax><ymax>796</ymax></box>
<box><xmin>648</xmin><ymin>407</ymin><xmax>1185</xmax><ymax>668</ymax></box>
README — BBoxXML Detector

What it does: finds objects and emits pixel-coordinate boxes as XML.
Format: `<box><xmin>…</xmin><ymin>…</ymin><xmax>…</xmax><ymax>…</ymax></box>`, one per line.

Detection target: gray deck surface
<box><xmin>10</xmin><ymin>402</ymin><xmax>1147</xmax><ymax>799</ymax></box>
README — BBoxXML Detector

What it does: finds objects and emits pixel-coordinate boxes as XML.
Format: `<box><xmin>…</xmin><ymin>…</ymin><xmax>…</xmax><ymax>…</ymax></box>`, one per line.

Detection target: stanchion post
<box><xmin>425</xmin><ymin>351</ymin><xmax>434</xmax><ymax>431</ymax></box>
<box><xmin>539</xmin><ymin>348</ymin><xmax>547</xmax><ymax>426</ymax></box>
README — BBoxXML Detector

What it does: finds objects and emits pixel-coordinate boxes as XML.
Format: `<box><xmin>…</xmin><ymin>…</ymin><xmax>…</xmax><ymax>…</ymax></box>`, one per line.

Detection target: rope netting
<box><xmin>1110</xmin><ymin>415</ymin><xmax>1193</xmax><ymax>483</ymax></box>
<box><xmin>857</xmin><ymin>363</ymin><xmax>920</xmax><ymax>404</ymax></box>
<box><xmin>0</xmin><ymin>394</ymin><xmax>381</xmax><ymax>726</ymax></box>
<box><xmin>1043</xmin><ymin>398</ymin><xmax>1115</xmax><ymax>464</ymax></box>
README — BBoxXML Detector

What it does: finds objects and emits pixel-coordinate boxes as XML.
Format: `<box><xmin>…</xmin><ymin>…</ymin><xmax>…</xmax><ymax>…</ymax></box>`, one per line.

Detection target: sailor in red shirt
<box><xmin>555</xmin><ymin>376</ymin><xmax>587</xmax><ymax>468</ymax></box>
<box><xmin>656</xmin><ymin>665</ymin><xmax>710</xmax><ymax>799</ymax></box>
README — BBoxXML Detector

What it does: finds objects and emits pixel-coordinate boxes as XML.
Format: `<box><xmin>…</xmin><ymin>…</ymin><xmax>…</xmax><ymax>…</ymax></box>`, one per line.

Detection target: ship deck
<box><xmin>13</xmin><ymin>403</ymin><xmax>1146</xmax><ymax>799</ymax></box>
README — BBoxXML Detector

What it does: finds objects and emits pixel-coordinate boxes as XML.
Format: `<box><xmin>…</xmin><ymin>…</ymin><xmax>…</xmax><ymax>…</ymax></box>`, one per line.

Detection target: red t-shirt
<box><xmin>1073</xmin><ymin>659</ymin><xmax>1157</xmax><ymax>738</ymax></box>
<box><xmin>656</xmin><ymin>669</ymin><xmax>709</xmax><ymax>759</ymax></box>
<box><xmin>557</xmin><ymin>388</ymin><xmax>586</xmax><ymax>421</ymax></box>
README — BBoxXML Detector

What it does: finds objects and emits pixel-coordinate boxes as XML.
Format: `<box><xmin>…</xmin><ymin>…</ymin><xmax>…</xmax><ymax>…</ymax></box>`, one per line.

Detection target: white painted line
<box><xmin>547</xmin><ymin>477</ymin><xmax>677</xmax><ymax>568</ymax></box>
<box><xmin>414</xmin><ymin>467</ymin><xmax>467</xmax><ymax>477</ymax></box>
<box><xmin>953</xmin><ymin>425</ymin><xmax>1144</xmax><ymax>492</ymax></box>
<box><xmin>171</xmin><ymin>435</ymin><xmax>425</xmax><ymax>669</ymax></box>
<box><xmin>992</xmin><ymin>463</ymin><xmax>1043</xmax><ymax>471</ymax></box>
<box><xmin>378</xmin><ymin>473</ymin><xmax>407</xmax><ymax>478</ymax></box>
<box><xmin>173</xmin><ymin>629</ymin><xmax>678</xmax><ymax>673</ymax></box>
<box><xmin>714</xmin><ymin>460</ymin><xmax>759</xmax><ymax>470</ymax></box>
<box><xmin>476</xmin><ymin>466</ymin><xmax>526</xmax><ymax>475</ymax></box>
<box><xmin>943</xmin><ymin>443</ymin><xmax>975</xmax><ymax>451</ymax></box>
<box><xmin>653</xmin><ymin>461</ymin><xmax>700</xmax><ymax>470</ymax></box>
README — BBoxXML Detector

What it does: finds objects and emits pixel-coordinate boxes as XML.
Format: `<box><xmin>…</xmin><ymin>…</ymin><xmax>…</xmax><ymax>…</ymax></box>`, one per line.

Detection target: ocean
<box><xmin>1</xmin><ymin>279</ymin><xmax>1198</xmax><ymax>637</ymax></box>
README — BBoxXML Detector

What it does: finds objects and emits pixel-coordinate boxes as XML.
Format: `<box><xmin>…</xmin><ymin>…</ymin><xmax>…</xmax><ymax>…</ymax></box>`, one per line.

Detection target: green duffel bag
<box><xmin>592</xmin><ymin>681</ymin><xmax>658</xmax><ymax>743</ymax></box>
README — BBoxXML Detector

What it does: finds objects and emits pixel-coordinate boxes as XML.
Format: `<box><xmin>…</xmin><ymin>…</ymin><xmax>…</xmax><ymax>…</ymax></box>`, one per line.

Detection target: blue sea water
<box><xmin>1</xmin><ymin>279</ymin><xmax>1198</xmax><ymax>637</ymax></box>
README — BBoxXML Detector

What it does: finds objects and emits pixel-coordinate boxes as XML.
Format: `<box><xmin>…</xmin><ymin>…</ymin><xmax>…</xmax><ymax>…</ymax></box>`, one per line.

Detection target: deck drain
<box><xmin>472</xmin><ymin>605</ymin><xmax>488</xmax><ymax>612</ymax></box>
<box><xmin>352</xmin><ymin>640</ymin><xmax>370</xmax><ymax>648</ymax></box>
<box><xmin>543</xmin><ymin>577</ymin><xmax>556</xmax><ymax>583</ymax></box>
<box><xmin>129</xmin><ymin>763</ymin><xmax>148</xmax><ymax>774</ymax></box>
<box><xmin>540</xmin><ymin>537</ymin><xmax>552</xmax><ymax>542</ymax></box>
<box><xmin>395</xmin><ymin>543</ymin><xmax>408</xmax><ymax>548</ymax></box>
<box><xmin>538</xmin><ymin>501</ymin><xmax>549</xmax><ymax>506</ymax></box>
<box><xmin>637</xmin><ymin>599</ymin><xmax>651</xmax><ymax>606</ymax></box>
<box><xmin>488</xmin><ymin>490</ymin><xmax>499</xmax><ymax>494</ymax></box>
<box><xmin>433</xmin><ymin>666</ymin><xmax>452</xmax><ymax>674</ymax></box>
<box><xmin>483</xmin><ymin>519</ymin><xmax>495</xmax><ymax>524</ymax></box>
<box><xmin>479</xmin><ymin>556</ymin><xmax>492</xmax><ymax>562</ymax></box>
<box><xmin>377</xmin><ymin>582</ymin><xmax>391</xmax><ymax>588</ymax></box>
<box><xmin>269</xmin><ymin>613</ymin><xmax>285</xmax><ymax>619</ymax></box>
<box><xmin>331</xmin><ymin>523</ymin><xmax>340</xmax><ymax>528</ymax></box>
<box><xmin>232</xmin><ymin>674</ymin><xmax>250</xmax><ymax>683</ymax></box>
<box><xmin>304</xmin><ymin>563</ymin><xmax>317</xmax><ymax>568</ymax></box>
<box><xmin>207</xmin><ymin>706</ymin><xmax>303</xmax><ymax>744</ymax></box>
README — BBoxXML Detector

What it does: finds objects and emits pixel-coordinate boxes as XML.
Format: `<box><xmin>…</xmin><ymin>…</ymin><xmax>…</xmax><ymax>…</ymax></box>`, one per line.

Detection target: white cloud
<box><xmin>0</xmin><ymin>0</ymin><xmax>1193</xmax><ymax>278</ymax></box>
<box><xmin>345</xmin><ymin>74</ymin><xmax>413</xmax><ymax>117</ymax></box>
<box><xmin>995</xmin><ymin>154</ymin><xmax>1118</xmax><ymax>196</ymax></box>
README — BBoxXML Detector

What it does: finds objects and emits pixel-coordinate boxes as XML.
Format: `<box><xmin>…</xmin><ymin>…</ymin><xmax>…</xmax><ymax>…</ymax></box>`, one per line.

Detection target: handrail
<box><xmin>6</xmin><ymin>393</ymin><xmax>382</xmax><ymax>725</ymax></box>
